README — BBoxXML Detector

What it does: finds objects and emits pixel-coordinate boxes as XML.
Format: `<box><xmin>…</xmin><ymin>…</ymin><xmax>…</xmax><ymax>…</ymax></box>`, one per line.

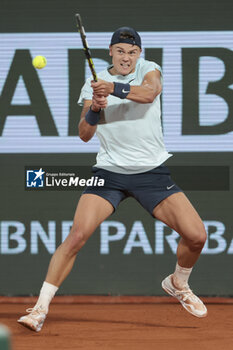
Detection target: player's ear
<box><xmin>109</xmin><ymin>45</ymin><xmax>113</xmax><ymax>57</ymax></box>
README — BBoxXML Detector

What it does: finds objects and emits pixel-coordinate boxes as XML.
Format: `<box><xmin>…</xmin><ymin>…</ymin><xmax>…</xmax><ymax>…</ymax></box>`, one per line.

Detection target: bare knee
<box><xmin>188</xmin><ymin>228</ymin><xmax>207</xmax><ymax>252</ymax></box>
<box><xmin>63</xmin><ymin>226</ymin><xmax>90</xmax><ymax>255</ymax></box>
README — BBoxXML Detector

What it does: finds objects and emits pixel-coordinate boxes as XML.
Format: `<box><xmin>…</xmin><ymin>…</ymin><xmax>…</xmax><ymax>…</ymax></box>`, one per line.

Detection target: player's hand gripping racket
<box><xmin>75</xmin><ymin>13</ymin><xmax>98</xmax><ymax>82</ymax></box>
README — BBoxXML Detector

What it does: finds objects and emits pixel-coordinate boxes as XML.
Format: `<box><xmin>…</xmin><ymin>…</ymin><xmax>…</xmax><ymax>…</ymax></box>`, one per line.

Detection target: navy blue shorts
<box><xmin>83</xmin><ymin>165</ymin><xmax>182</xmax><ymax>216</ymax></box>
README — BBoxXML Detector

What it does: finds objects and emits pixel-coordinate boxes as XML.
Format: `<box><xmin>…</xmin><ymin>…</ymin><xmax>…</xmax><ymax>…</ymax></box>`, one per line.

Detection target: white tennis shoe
<box><xmin>162</xmin><ymin>274</ymin><xmax>207</xmax><ymax>318</ymax></box>
<box><xmin>17</xmin><ymin>306</ymin><xmax>47</xmax><ymax>332</ymax></box>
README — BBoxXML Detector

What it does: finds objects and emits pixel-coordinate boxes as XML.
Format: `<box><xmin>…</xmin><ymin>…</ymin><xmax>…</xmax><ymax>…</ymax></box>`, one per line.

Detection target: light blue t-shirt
<box><xmin>78</xmin><ymin>57</ymin><xmax>172</xmax><ymax>174</ymax></box>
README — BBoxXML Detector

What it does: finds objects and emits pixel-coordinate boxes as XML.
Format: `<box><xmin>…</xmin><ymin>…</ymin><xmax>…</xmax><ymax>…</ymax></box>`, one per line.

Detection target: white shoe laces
<box><xmin>26</xmin><ymin>307</ymin><xmax>45</xmax><ymax>315</ymax></box>
<box><xmin>174</xmin><ymin>288</ymin><xmax>201</xmax><ymax>303</ymax></box>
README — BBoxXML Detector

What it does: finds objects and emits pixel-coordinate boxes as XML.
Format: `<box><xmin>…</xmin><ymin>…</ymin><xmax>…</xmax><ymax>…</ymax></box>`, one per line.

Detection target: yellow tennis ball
<box><xmin>32</xmin><ymin>55</ymin><xmax>47</xmax><ymax>69</ymax></box>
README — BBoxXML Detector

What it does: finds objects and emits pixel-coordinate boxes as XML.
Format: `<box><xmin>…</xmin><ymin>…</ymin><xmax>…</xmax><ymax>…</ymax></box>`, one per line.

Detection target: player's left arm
<box><xmin>91</xmin><ymin>69</ymin><xmax>162</xmax><ymax>104</ymax></box>
<box><xmin>126</xmin><ymin>69</ymin><xmax>162</xmax><ymax>103</ymax></box>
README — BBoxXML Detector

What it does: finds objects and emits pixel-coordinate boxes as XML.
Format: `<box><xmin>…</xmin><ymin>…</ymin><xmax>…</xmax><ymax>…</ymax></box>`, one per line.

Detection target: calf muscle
<box><xmin>45</xmin><ymin>194</ymin><xmax>114</xmax><ymax>286</ymax></box>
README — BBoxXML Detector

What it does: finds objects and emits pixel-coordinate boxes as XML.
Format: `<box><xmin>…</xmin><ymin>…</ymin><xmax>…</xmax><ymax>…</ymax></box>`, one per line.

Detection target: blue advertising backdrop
<box><xmin>0</xmin><ymin>0</ymin><xmax>232</xmax><ymax>296</ymax></box>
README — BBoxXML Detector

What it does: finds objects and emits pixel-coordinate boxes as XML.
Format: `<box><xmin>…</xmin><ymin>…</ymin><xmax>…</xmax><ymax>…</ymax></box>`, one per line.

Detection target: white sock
<box><xmin>34</xmin><ymin>281</ymin><xmax>58</xmax><ymax>313</ymax></box>
<box><xmin>173</xmin><ymin>263</ymin><xmax>193</xmax><ymax>289</ymax></box>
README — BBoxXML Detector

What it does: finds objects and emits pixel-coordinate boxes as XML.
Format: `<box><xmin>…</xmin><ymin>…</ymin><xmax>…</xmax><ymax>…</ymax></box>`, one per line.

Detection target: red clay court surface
<box><xmin>1</xmin><ymin>296</ymin><xmax>233</xmax><ymax>350</ymax></box>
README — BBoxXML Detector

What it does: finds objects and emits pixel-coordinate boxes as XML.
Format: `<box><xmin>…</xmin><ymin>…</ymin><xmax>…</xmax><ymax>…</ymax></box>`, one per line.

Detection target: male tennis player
<box><xmin>18</xmin><ymin>27</ymin><xmax>207</xmax><ymax>332</ymax></box>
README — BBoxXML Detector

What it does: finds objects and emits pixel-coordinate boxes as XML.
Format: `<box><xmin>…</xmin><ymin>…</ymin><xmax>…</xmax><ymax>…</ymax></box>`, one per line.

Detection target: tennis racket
<box><xmin>75</xmin><ymin>13</ymin><xmax>98</xmax><ymax>82</ymax></box>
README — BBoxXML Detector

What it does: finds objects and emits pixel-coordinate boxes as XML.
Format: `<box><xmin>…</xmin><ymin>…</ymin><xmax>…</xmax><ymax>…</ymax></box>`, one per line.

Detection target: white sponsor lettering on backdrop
<box><xmin>0</xmin><ymin>221</ymin><xmax>26</xmax><ymax>254</ymax></box>
<box><xmin>0</xmin><ymin>220</ymin><xmax>230</xmax><ymax>255</ymax></box>
<box><xmin>0</xmin><ymin>32</ymin><xmax>232</xmax><ymax>152</ymax></box>
<box><xmin>202</xmin><ymin>221</ymin><xmax>227</xmax><ymax>254</ymax></box>
<box><xmin>30</xmin><ymin>221</ymin><xmax>56</xmax><ymax>254</ymax></box>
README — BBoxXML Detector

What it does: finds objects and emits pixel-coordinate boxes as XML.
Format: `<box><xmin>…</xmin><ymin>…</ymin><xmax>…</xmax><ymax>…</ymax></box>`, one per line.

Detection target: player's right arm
<box><xmin>78</xmin><ymin>95</ymin><xmax>107</xmax><ymax>142</ymax></box>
